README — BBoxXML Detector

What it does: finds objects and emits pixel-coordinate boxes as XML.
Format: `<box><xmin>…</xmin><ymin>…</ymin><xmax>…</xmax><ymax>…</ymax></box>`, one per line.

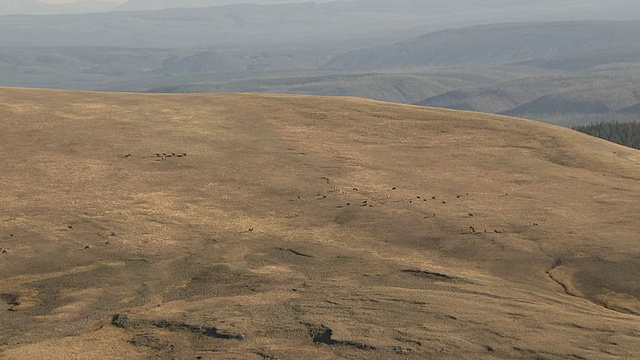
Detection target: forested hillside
<box><xmin>572</xmin><ymin>121</ymin><xmax>639</xmax><ymax>149</ymax></box>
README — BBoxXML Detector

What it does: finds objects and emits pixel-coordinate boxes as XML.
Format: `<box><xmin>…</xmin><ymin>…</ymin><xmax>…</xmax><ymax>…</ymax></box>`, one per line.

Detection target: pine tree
<box><xmin>571</xmin><ymin>121</ymin><xmax>639</xmax><ymax>149</ymax></box>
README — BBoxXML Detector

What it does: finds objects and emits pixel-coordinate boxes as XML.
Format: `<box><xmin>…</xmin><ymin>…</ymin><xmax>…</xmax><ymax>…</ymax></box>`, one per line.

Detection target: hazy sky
<box><xmin>40</xmin><ymin>0</ymin><xmax>126</xmax><ymax>3</ymax></box>
<box><xmin>38</xmin><ymin>0</ymin><xmax>332</xmax><ymax>3</ymax></box>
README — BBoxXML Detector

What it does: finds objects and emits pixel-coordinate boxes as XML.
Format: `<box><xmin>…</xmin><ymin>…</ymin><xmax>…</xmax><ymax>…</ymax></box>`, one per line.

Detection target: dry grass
<box><xmin>0</xmin><ymin>87</ymin><xmax>639</xmax><ymax>359</ymax></box>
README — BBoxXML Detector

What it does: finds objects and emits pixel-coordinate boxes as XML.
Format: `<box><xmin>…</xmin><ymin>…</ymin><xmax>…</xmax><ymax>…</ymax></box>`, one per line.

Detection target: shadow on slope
<box><xmin>0</xmin><ymin>88</ymin><xmax>639</xmax><ymax>358</ymax></box>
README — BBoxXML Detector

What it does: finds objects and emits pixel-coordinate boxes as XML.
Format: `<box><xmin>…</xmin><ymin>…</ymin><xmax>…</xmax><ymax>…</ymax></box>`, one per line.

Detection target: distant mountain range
<box><xmin>114</xmin><ymin>0</ymin><xmax>339</xmax><ymax>12</ymax></box>
<box><xmin>415</xmin><ymin>70</ymin><xmax>639</xmax><ymax>125</ymax></box>
<box><xmin>618</xmin><ymin>103</ymin><xmax>639</xmax><ymax>115</ymax></box>
<box><xmin>116</xmin><ymin>0</ymin><xmax>640</xmax><ymax>20</ymax></box>
<box><xmin>1</xmin><ymin>2</ymin><xmax>639</xmax><ymax>48</ymax></box>
<box><xmin>325</xmin><ymin>21</ymin><xmax>640</xmax><ymax>69</ymax></box>
<box><xmin>2</xmin><ymin>0</ymin><xmax>640</xmax><ymax>18</ymax></box>
<box><xmin>0</xmin><ymin>3</ymin><xmax>437</xmax><ymax>48</ymax></box>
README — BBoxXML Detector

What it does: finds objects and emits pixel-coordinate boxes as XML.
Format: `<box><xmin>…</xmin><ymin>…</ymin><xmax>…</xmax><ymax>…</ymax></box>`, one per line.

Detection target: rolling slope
<box><xmin>0</xmin><ymin>88</ymin><xmax>639</xmax><ymax>359</ymax></box>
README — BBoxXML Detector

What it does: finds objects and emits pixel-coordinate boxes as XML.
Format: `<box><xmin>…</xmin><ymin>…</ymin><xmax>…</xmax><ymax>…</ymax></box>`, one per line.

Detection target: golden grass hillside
<box><xmin>0</xmin><ymin>87</ymin><xmax>639</xmax><ymax>359</ymax></box>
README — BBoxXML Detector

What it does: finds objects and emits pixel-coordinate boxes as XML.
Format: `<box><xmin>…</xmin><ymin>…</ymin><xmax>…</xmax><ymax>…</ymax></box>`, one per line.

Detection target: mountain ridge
<box><xmin>115</xmin><ymin>0</ymin><xmax>338</xmax><ymax>12</ymax></box>
<box><xmin>415</xmin><ymin>69</ymin><xmax>639</xmax><ymax>126</ymax></box>
<box><xmin>324</xmin><ymin>20</ymin><xmax>640</xmax><ymax>69</ymax></box>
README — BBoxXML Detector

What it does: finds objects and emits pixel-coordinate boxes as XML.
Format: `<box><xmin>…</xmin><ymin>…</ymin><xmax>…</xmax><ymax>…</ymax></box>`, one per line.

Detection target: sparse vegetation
<box><xmin>572</xmin><ymin>121</ymin><xmax>639</xmax><ymax>149</ymax></box>
<box><xmin>1</xmin><ymin>88</ymin><xmax>639</xmax><ymax>358</ymax></box>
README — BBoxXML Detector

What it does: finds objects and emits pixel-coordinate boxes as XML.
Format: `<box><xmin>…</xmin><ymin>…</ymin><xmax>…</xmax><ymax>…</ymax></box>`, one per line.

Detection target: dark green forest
<box><xmin>572</xmin><ymin>121</ymin><xmax>639</xmax><ymax>149</ymax></box>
